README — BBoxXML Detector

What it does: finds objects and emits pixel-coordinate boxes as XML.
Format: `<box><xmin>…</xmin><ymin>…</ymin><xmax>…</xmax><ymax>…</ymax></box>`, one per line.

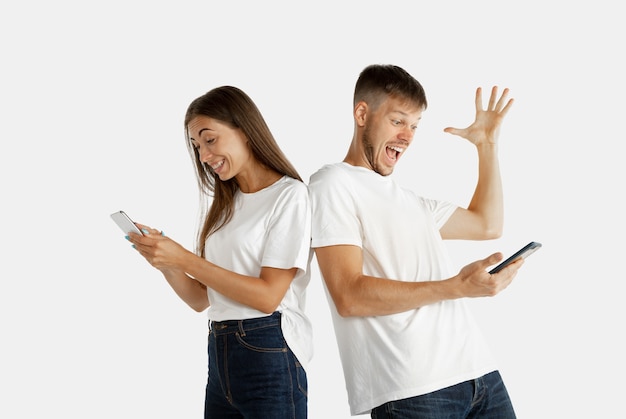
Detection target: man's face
<box><xmin>361</xmin><ymin>96</ymin><xmax>424</xmax><ymax>176</ymax></box>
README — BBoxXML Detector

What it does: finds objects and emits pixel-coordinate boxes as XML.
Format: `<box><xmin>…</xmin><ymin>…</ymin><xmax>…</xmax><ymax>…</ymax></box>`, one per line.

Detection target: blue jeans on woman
<box><xmin>204</xmin><ymin>311</ymin><xmax>308</xmax><ymax>419</ymax></box>
<box><xmin>370</xmin><ymin>370</ymin><xmax>516</xmax><ymax>419</ymax></box>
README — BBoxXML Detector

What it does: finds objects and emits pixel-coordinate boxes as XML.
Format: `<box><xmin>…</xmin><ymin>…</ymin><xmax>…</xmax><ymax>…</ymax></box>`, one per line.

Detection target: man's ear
<box><xmin>354</xmin><ymin>101</ymin><xmax>368</xmax><ymax>127</ymax></box>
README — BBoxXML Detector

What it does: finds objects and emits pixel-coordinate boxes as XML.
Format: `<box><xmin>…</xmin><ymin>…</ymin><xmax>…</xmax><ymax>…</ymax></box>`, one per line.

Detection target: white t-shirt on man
<box><xmin>204</xmin><ymin>175</ymin><xmax>313</xmax><ymax>369</ymax></box>
<box><xmin>309</xmin><ymin>163</ymin><xmax>498</xmax><ymax>415</ymax></box>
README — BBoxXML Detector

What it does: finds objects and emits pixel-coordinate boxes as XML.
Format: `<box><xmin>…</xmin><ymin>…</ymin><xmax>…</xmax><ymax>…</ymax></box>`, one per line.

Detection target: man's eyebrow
<box><xmin>391</xmin><ymin>110</ymin><xmax>422</xmax><ymax>123</ymax></box>
<box><xmin>390</xmin><ymin>109</ymin><xmax>412</xmax><ymax>118</ymax></box>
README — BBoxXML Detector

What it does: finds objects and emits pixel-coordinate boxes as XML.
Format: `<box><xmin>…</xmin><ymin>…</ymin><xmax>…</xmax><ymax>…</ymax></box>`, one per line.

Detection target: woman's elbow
<box><xmin>189</xmin><ymin>300</ymin><xmax>210</xmax><ymax>313</ymax></box>
<box><xmin>256</xmin><ymin>297</ymin><xmax>282</xmax><ymax>315</ymax></box>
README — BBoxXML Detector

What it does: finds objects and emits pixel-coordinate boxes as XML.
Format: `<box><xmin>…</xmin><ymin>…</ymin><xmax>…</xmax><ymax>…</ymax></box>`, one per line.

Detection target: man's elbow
<box><xmin>478</xmin><ymin>219</ymin><xmax>503</xmax><ymax>240</ymax></box>
<box><xmin>335</xmin><ymin>305</ymin><xmax>353</xmax><ymax>318</ymax></box>
<box><xmin>483</xmin><ymin>226</ymin><xmax>503</xmax><ymax>240</ymax></box>
<box><xmin>333</xmin><ymin>295</ymin><xmax>360</xmax><ymax>317</ymax></box>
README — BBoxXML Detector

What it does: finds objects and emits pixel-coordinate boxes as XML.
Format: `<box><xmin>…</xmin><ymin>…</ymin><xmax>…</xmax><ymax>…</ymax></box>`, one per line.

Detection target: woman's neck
<box><xmin>237</xmin><ymin>165</ymin><xmax>282</xmax><ymax>193</ymax></box>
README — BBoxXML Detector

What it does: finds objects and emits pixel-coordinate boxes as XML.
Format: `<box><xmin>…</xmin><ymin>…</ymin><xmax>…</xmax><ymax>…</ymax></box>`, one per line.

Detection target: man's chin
<box><xmin>374</xmin><ymin>166</ymin><xmax>394</xmax><ymax>177</ymax></box>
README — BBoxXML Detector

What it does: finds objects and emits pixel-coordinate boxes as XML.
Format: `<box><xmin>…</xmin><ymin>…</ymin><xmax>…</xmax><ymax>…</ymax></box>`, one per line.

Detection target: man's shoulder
<box><xmin>309</xmin><ymin>162</ymin><xmax>351</xmax><ymax>188</ymax></box>
<box><xmin>310</xmin><ymin>162</ymin><xmax>344</xmax><ymax>176</ymax></box>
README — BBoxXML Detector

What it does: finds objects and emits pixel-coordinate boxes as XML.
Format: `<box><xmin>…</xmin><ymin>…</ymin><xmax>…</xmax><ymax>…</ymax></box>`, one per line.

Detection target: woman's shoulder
<box><xmin>275</xmin><ymin>175</ymin><xmax>308</xmax><ymax>197</ymax></box>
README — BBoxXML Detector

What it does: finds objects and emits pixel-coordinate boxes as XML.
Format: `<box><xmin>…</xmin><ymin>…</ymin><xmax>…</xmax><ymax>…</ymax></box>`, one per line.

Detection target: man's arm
<box><xmin>315</xmin><ymin>244</ymin><xmax>519</xmax><ymax>317</ymax></box>
<box><xmin>440</xmin><ymin>86</ymin><xmax>513</xmax><ymax>240</ymax></box>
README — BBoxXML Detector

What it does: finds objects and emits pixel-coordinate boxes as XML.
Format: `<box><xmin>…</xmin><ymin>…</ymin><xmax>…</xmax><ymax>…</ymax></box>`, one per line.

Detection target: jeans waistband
<box><xmin>210</xmin><ymin>311</ymin><xmax>281</xmax><ymax>335</ymax></box>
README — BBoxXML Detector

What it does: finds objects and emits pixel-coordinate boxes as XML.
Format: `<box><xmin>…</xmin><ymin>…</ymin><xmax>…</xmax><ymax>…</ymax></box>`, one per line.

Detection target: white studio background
<box><xmin>1</xmin><ymin>1</ymin><xmax>624</xmax><ymax>418</ymax></box>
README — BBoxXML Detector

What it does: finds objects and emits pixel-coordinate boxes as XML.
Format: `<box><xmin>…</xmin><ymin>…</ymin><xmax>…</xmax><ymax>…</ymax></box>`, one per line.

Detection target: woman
<box><xmin>127</xmin><ymin>86</ymin><xmax>313</xmax><ymax>418</ymax></box>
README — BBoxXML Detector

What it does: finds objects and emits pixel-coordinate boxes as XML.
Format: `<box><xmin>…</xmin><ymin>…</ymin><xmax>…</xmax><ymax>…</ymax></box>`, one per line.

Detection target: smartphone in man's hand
<box><xmin>488</xmin><ymin>241</ymin><xmax>542</xmax><ymax>274</ymax></box>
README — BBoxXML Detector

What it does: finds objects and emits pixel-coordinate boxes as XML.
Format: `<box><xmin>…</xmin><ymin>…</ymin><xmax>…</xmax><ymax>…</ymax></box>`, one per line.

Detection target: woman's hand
<box><xmin>127</xmin><ymin>223</ymin><xmax>191</xmax><ymax>273</ymax></box>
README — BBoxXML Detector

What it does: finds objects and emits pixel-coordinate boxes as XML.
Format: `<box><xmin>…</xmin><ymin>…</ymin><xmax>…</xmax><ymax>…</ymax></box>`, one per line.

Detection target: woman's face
<box><xmin>187</xmin><ymin>115</ymin><xmax>253</xmax><ymax>182</ymax></box>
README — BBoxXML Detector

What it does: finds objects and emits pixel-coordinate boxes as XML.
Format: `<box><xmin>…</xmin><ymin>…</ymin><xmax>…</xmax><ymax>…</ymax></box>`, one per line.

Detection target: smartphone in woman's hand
<box><xmin>110</xmin><ymin>210</ymin><xmax>144</xmax><ymax>236</ymax></box>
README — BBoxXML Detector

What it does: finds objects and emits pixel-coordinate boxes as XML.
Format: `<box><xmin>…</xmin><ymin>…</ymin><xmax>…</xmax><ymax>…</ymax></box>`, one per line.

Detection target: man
<box><xmin>308</xmin><ymin>64</ymin><xmax>520</xmax><ymax>418</ymax></box>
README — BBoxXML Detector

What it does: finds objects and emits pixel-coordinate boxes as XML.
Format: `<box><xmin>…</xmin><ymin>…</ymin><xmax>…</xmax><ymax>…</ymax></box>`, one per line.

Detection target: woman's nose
<box><xmin>199</xmin><ymin>146</ymin><xmax>213</xmax><ymax>163</ymax></box>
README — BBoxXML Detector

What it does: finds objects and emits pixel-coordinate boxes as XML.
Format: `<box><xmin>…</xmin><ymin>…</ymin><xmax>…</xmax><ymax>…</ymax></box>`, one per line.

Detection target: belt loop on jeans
<box><xmin>238</xmin><ymin>320</ymin><xmax>246</xmax><ymax>336</ymax></box>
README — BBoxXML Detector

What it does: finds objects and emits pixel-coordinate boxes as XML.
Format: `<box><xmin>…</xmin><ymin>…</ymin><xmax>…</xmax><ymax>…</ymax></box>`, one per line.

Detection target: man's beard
<box><xmin>362</xmin><ymin>126</ymin><xmax>378</xmax><ymax>174</ymax></box>
<box><xmin>362</xmin><ymin>126</ymin><xmax>391</xmax><ymax>176</ymax></box>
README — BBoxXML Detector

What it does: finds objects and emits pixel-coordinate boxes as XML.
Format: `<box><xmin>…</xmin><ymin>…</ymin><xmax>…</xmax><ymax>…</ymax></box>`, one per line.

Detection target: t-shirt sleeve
<box><xmin>262</xmin><ymin>182</ymin><xmax>312</xmax><ymax>272</ymax></box>
<box><xmin>419</xmin><ymin>195</ymin><xmax>458</xmax><ymax>229</ymax></box>
<box><xmin>309</xmin><ymin>166</ymin><xmax>362</xmax><ymax>249</ymax></box>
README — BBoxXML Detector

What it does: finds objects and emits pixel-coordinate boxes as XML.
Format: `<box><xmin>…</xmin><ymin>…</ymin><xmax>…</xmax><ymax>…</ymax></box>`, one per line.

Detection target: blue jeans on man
<box><xmin>371</xmin><ymin>370</ymin><xmax>516</xmax><ymax>419</ymax></box>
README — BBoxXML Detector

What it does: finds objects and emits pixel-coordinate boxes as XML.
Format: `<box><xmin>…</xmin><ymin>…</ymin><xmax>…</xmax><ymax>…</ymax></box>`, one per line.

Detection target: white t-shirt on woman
<box><xmin>204</xmin><ymin>175</ymin><xmax>313</xmax><ymax>369</ymax></box>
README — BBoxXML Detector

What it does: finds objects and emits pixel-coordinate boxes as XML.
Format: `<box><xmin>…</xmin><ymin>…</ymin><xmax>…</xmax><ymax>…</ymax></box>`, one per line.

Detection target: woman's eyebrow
<box><xmin>190</xmin><ymin>127</ymin><xmax>215</xmax><ymax>141</ymax></box>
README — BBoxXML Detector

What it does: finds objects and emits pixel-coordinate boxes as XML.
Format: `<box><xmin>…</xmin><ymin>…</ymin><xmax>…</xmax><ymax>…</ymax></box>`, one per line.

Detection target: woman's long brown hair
<box><xmin>184</xmin><ymin>86</ymin><xmax>302</xmax><ymax>257</ymax></box>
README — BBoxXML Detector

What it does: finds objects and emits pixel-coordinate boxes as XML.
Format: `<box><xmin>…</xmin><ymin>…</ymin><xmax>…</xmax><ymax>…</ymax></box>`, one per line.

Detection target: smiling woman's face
<box><xmin>187</xmin><ymin>115</ymin><xmax>252</xmax><ymax>182</ymax></box>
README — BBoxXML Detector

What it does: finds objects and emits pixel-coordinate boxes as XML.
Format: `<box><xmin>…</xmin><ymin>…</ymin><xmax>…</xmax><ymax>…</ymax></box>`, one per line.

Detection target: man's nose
<box><xmin>399</xmin><ymin>127</ymin><xmax>414</xmax><ymax>142</ymax></box>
